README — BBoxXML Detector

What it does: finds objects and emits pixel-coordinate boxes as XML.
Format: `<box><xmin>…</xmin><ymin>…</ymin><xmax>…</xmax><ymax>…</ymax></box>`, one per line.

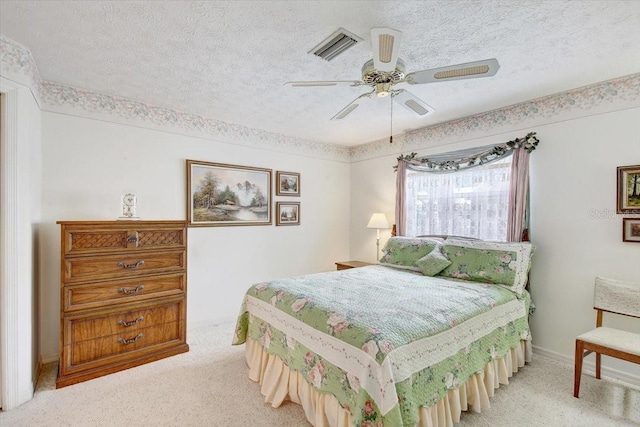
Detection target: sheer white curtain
<box><xmin>405</xmin><ymin>156</ymin><xmax>512</xmax><ymax>241</ymax></box>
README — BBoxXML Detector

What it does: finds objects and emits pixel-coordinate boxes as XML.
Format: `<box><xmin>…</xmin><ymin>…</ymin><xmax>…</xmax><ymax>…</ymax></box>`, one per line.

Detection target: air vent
<box><xmin>309</xmin><ymin>28</ymin><xmax>363</xmax><ymax>61</ymax></box>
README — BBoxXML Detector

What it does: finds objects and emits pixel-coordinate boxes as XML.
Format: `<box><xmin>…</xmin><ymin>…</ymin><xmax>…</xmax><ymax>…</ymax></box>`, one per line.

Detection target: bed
<box><xmin>232</xmin><ymin>237</ymin><xmax>534</xmax><ymax>427</ymax></box>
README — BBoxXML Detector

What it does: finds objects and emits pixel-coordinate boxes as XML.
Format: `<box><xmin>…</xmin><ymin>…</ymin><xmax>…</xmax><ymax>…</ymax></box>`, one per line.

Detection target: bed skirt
<box><xmin>245</xmin><ymin>337</ymin><xmax>532</xmax><ymax>427</ymax></box>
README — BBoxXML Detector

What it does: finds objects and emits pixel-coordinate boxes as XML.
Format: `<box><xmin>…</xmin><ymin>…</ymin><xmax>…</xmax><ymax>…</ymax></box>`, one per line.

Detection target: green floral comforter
<box><xmin>233</xmin><ymin>265</ymin><xmax>531</xmax><ymax>427</ymax></box>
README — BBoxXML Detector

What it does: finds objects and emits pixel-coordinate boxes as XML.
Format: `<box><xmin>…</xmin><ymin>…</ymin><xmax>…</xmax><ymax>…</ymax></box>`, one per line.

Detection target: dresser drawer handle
<box><xmin>126</xmin><ymin>234</ymin><xmax>139</xmax><ymax>244</ymax></box>
<box><xmin>117</xmin><ymin>260</ymin><xmax>145</xmax><ymax>269</ymax></box>
<box><xmin>118</xmin><ymin>285</ymin><xmax>145</xmax><ymax>295</ymax></box>
<box><xmin>117</xmin><ymin>316</ymin><xmax>144</xmax><ymax>327</ymax></box>
<box><xmin>117</xmin><ymin>333</ymin><xmax>143</xmax><ymax>345</ymax></box>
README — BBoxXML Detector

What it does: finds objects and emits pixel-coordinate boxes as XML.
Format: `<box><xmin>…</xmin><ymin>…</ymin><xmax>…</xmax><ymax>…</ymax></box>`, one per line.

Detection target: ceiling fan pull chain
<box><xmin>389</xmin><ymin>95</ymin><xmax>393</xmax><ymax>144</ymax></box>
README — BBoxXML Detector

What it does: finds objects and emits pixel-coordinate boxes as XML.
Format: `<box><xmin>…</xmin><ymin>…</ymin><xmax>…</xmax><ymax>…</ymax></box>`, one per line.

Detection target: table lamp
<box><xmin>367</xmin><ymin>212</ymin><xmax>389</xmax><ymax>260</ymax></box>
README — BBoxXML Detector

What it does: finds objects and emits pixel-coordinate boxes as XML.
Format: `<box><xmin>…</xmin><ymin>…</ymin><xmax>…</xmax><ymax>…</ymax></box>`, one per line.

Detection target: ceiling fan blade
<box><xmin>330</xmin><ymin>91</ymin><xmax>374</xmax><ymax>121</ymax></box>
<box><xmin>405</xmin><ymin>58</ymin><xmax>500</xmax><ymax>85</ymax></box>
<box><xmin>371</xmin><ymin>28</ymin><xmax>403</xmax><ymax>72</ymax></box>
<box><xmin>392</xmin><ymin>89</ymin><xmax>435</xmax><ymax>117</ymax></box>
<box><xmin>284</xmin><ymin>80</ymin><xmax>363</xmax><ymax>87</ymax></box>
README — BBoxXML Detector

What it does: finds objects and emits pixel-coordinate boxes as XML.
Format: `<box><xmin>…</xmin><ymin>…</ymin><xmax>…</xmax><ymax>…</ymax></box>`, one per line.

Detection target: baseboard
<box><xmin>40</xmin><ymin>353</ymin><xmax>59</xmax><ymax>365</ymax></box>
<box><xmin>532</xmin><ymin>345</ymin><xmax>640</xmax><ymax>387</ymax></box>
<box><xmin>34</xmin><ymin>359</ymin><xmax>42</xmax><ymax>388</ymax></box>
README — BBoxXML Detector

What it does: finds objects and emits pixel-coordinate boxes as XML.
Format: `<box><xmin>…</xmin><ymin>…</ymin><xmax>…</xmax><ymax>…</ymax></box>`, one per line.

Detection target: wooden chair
<box><xmin>574</xmin><ymin>277</ymin><xmax>640</xmax><ymax>398</ymax></box>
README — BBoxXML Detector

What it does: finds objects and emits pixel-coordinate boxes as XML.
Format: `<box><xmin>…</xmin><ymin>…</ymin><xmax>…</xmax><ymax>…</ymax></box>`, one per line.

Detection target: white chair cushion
<box><xmin>577</xmin><ymin>327</ymin><xmax>640</xmax><ymax>355</ymax></box>
<box><xmin>594</xmin><ymin>277</ymin><xmax>640</xmax><ymax>317</ymax></box>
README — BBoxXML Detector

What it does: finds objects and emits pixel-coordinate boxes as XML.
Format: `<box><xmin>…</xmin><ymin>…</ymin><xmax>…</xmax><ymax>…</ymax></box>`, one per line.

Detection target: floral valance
<box><xmin>395</xmin><ymin>132</ymin><xmax>539</xmax><ymax>172</ymax></box>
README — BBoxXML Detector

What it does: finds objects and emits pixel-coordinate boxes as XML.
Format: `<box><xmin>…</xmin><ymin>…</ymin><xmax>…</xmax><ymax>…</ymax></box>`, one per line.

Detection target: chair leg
<box><xmin>595</xmin><ymin>353</ymin><xmax>601</xmax><ymax>379</ymax></box>
<box><xmin>574</xmin><ymin>340</ymin><xmax>584</xmax><ymax>398</ymax></box>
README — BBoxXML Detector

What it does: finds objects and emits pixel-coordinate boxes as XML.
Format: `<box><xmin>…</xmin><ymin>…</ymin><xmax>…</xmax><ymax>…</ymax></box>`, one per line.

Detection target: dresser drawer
<box><xmin>61</xmin><ymin>320</ymin><xmax>183</xmax><ymax>375</ymax></box>
<box><xmin>60</xmin><ymin>298</ymin><xmax>186</xmax><ymax>375</ymax></box>
<box><xmin>69</xmin><ymin>320</ymin><xmax>182</xmax><ymax>365</ymax></box>
<box><xmin>63</xmin><ymin>273</ymin><xmax>185</xmax><ymax>312</ymax></box>
<box><xmin>64</xmin><ymin>299</ymin><xmax>183</xmax><ymax>345</ymax></box>
<box><xmin>63</xmin><ymin>250</ymin><xmax>185</xmax><ymax>284</ymax></box>
<box><xmin>62</xmin><ymin>224</ymin><xmax>186</xmax><ymax>256</ymax></box>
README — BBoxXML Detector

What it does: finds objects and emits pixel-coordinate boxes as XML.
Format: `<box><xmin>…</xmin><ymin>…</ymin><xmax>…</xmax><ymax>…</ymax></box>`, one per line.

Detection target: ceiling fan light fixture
<box><xmin>375</xmin><ymin>83</ymin><xmax>392</xmax><ymax>97</ymax></box>
<box><xmin>309</xmin><ymin>28</ymin><xmax>363</xmax><ymax>61</ymax></box>
<box><xmin>434</xmin><ymin>64</ymin><xmax>491</xmax><ymax>80</ymax></box>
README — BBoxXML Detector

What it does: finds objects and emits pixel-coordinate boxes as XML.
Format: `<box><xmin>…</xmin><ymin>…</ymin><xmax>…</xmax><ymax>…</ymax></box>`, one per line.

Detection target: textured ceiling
<box><xmin>1</xmin><ymin>1</ymin><xmax>639</xmax><ymax>146</ymax></box>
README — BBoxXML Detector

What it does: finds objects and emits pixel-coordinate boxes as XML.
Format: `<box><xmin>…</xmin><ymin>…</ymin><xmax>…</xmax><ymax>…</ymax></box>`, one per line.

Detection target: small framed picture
<box><xmin>617</xmin><ymin>165</ymin><xmax>640</xmax><ymax>214</ymax></box>
<box><xmin>623</xmin><ymin>218</ymin><xmax>640</xmax><ymax>243</ymax></box>
<box><xmin>276</xmin><ymin>171</ymin><xmax>300</xmax><ymax>196</ymax></box>
<box><xmin>276</xmin><ymin>202</ymin><xmax>300</xmax><ymax>226</ymax></box>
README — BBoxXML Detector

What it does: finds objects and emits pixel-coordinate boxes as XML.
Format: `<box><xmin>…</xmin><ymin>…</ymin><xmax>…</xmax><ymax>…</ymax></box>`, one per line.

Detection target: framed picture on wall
<box><xmin>617</xmin><ymin>165</ymin><xmax>640</xmax><ymax>214</ymax></box>
<box><xmin>623</xmin><ymin>218</ymin><xmax>640</xmax><ymax>243</ymax></box>
<box><xmin>186</xmin><ymin>160</ymin><xmax>272</xmax><ymax>227</ymax></box>
<box><xmin>276</xmin><ymin>171</ymin><xmax>300</xmax><ymax>196</ymax></box>
<box><xmin>276</xmin><ymin>202</ymin><xmax>300</xmax><ymax>226</ymax></box>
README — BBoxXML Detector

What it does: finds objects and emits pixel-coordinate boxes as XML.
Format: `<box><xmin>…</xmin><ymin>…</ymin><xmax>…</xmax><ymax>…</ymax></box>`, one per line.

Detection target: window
<box><xmin>405</xmin><ymin>156</ymin><xmax>512</xmax><ymax>241</ymax></box>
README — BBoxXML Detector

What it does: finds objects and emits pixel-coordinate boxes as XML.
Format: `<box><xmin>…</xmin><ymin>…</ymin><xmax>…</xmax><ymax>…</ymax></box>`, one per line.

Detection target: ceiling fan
<box><xmin>285</xmin><ymin>28</ymin><xmax>500</xmax><ymax>121</ymax></box>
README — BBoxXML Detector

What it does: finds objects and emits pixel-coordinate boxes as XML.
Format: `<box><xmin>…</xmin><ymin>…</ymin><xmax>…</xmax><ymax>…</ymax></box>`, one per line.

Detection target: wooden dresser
<box><xmin>56</xmin><ymin>220</ymin><xmax>189</xmax><ymax>388</ymax></box>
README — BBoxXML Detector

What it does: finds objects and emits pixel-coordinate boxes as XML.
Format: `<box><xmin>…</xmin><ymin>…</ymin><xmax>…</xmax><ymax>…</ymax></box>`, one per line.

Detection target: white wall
<box><xmin>350</xmin><ymin>153</ymin><xmax>399</xmax><ymax>262</ymax></box>
<box><xmin>350</xmin><ymin>108</ymin><xmax>640</xmax><ymax>379</ymax></box>
<box><xmin>0</xmin><ymin>78</ymin><xmax>41</xmax><ymax>409</ymax></box>
<box><xmin>39</xmin><ymin>112</ymin><xmax>350</xmax><ymax>358</ymax></box>
<box><xmin>528</xmin><ymin>108</ymin><xmax>640</xmax><ymax>378</ymax></box>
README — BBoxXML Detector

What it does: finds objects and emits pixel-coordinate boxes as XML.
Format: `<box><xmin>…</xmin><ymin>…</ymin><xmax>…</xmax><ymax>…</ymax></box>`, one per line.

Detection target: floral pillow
<box><xmin>378</xmin><ymin>237</ymin><xmax>440</xmax><ymax>272</ymax></box>
<box><xmin>438</xmin><ymin>239</ymin><xmax>535</xmax><ymax>296</ymax></box>
<box><xmin>415</xmin><ymin>244</ymin><xmax>452</xmax><ymax>276</ymax></box>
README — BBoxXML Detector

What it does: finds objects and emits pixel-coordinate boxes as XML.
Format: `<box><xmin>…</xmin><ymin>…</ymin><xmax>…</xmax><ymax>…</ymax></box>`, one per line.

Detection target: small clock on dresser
<box><xmin>119</xmin><ymin>193</ymin><xmax>139</xmax><ymax>219</ymax></box>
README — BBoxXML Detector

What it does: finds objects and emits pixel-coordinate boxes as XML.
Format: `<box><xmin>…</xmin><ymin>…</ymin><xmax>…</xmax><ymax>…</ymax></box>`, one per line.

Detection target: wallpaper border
<box><xmin>38</xmin><ymin>81</ymin><xmax>352</xmax><ymax>162</ymax></box>
<box><xmin>2</xmin><ymin>35</ymin><xmax>639</xmax><ymax>164</ymax></box>
<box><xmin>0</xmin><ymin>35</ymin><xmax>42</xmax><ymax>103</ymax></box>
<box><xmin>1</xmin><ymin>35</ymin><xmax>350</xmax><ymax>162</ymax></box>
<box><xmin>350</xmin><ymin>73</ymin><xmax>640</xmax><ymax>161</ymax></box>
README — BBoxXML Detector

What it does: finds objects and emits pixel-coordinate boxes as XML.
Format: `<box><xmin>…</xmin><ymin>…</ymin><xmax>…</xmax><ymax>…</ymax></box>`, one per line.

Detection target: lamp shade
<box><xmin>367</xmin><ymin>213</ymin><xmax>389</xmax><ymax>229</ymax></box>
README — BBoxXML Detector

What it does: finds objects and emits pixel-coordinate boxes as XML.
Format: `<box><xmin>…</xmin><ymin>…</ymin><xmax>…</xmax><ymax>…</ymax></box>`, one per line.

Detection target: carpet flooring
<box><xmin>1</xmin><ymin>321</ymin><xmax>638</xmax><ymax>427</ymax></box>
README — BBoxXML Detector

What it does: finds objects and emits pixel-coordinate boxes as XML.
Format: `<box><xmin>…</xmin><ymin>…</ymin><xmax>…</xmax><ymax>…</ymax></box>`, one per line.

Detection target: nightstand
<box><xmin>335</xmin><ymin>260</ymin><xmax>373</xmax><ymax>270</ymax></box>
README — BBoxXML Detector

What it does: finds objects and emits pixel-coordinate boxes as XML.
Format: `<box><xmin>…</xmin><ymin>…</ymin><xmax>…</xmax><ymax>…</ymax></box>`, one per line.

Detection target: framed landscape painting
<box><xmin>187</xmin><ymin>160</ymin><xmax>271</xmax><ymax>227</ymax></box>
<box><xmin>276</xmin><ymin>202</ymin><xmax>300</xmax><ymax>226</ymax></box>
<box><xmin>617</xmin><ymin>165</ymin><xmax>640</xmax><ymax>214</ymax></box>
<box><xmin>276</xmin><ymin>171</ymin><xmax>300</xmax><ymax>196</ymax></box>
